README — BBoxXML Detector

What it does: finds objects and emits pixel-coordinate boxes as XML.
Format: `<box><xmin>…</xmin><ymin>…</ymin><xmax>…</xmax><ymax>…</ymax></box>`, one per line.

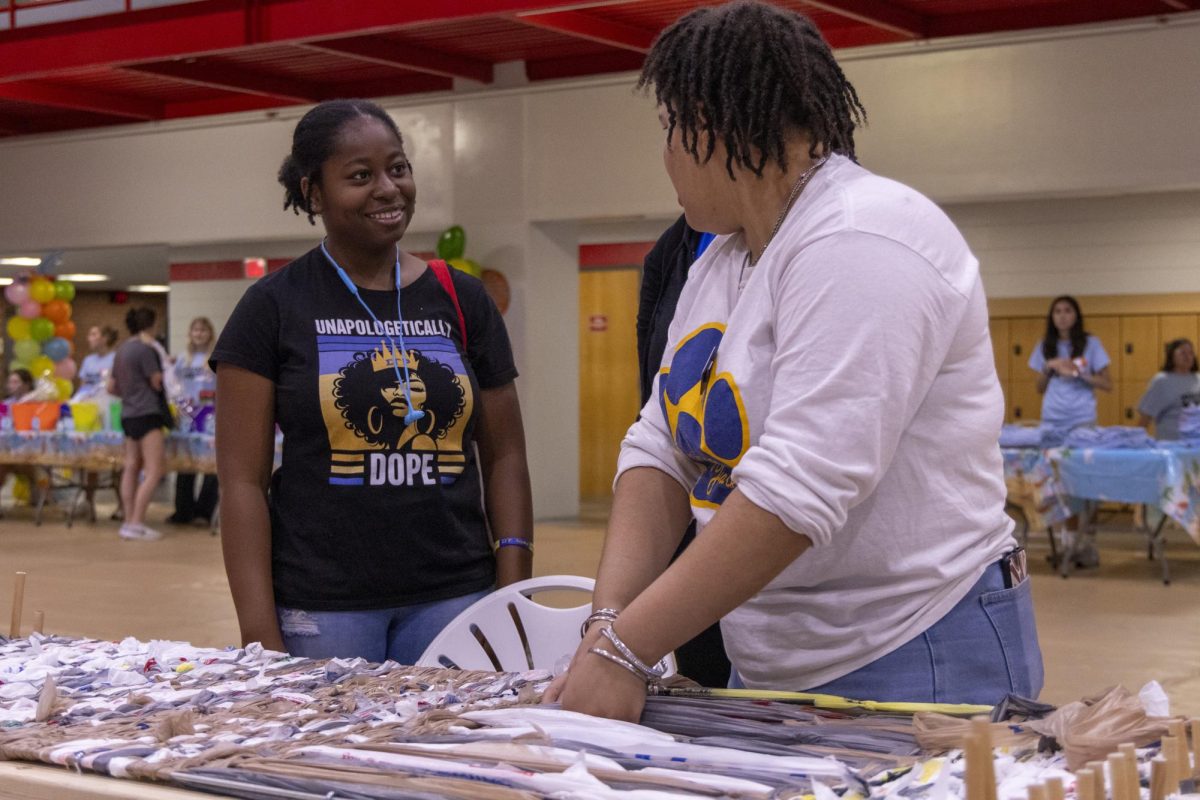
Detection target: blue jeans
<box><xmin>730</xmin><ymin>562</ymin><xmax>1043</xmax><ymax>705</ymax></box>
<box><xmin>277</xmin><ymin>589</ymin><xmax>490</xmax><ymax>665</ymax></box>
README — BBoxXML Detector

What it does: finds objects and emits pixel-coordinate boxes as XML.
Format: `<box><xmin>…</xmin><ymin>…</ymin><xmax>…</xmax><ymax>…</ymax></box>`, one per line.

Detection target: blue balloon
<box><xmin>42</xmin><ymin>336</ymin><xmax>70</xmax><ymax>363</ymax></box>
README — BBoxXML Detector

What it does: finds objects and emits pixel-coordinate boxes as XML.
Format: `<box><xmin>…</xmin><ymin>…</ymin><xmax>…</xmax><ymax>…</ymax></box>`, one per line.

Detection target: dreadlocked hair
<box><xmin>638</xmin><ymin>0</ymin><xmax>867</xmax><ymax>178</ymax></box>
<box><xmin>278</xmin><ymin>99</ymin><xmax>406</xmax><ymax>224</ymax></box>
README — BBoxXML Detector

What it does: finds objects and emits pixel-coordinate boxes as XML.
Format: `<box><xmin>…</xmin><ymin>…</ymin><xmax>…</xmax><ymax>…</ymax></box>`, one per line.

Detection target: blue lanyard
<box><xmin>320</xmin><ymin>240</ymin><xmax>425</xmax><ymax>425</ymax></box>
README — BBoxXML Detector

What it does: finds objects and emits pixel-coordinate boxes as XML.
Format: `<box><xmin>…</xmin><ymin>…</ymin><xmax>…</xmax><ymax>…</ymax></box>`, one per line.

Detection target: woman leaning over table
<box><xmin>546</xmin><ymin>0</ymin><xmax>1040</xmax><ymax>720</ymax></box>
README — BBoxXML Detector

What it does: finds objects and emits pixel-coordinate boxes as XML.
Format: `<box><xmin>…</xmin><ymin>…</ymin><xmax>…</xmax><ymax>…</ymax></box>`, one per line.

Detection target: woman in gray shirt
<box><xmin>1138</xmin><ymin>338</ymin><xmax>1200</xmax><ymax>441</ymax></box>
<box><xmin>108</xmin><ymin>307</ymin><xmax>171</xmax><ymax>541</ymax></box>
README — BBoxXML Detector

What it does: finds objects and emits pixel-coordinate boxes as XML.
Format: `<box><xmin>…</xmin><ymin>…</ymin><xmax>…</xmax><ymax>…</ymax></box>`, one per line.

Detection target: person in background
<box><xmin>74</xmin><ymin>325</ymin><xmax>118</xmax><ymax>400</ymax></box>
<box><xmin>74</xmin><ymin>325</ymin><xmax>124</xmax><ymax>521</ymax></box>
<box><xmin>0</xmin><ymin>369</ymin><xmax>43</xmax><ymax>515</ymax></box>
<box><xmin>167</xmin><ymin>317</ymin><xmax>219</xmax><ymax>525</ymax></box>
<box><xmin>637</xmin><ymin>215</ymin><xmax>730</xmax><ymax>687</ymax></box>
<box><xmin>108</xmin><ymin>307</ymin><xmax>171</xmax><ymax>542</ymax></box>
<box><xmin>212</xmin><ymin>99</ymin><xmax>533</xmax><ymax>663</ymax></box>
<box><xmin>1028</xmin><ymin>295</ymin><xmax>1112</xmax><ymax>567</ymax></box>
<box><xmin>547</xmin><ymin>1</ymin><xmax>1039</xmax><ymax>720</ymax></box>
<box><xmin>1137</xmin><ymin>338</ymin><xmax>1200</xmax><ymax>441</ymax></box>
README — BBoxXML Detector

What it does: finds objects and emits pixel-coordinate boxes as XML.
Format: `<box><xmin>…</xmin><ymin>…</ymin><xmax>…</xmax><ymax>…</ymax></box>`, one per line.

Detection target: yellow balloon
<box><xmin>30</xmin><ymin>355</ymin><xmax>55</xmax><ymax>377</ymax></box>
<box><xmin>448</xmin><ymin>257</ymin><xmax>483</xmax><ymax>279</ymax></box>
<box><xmin>54</xmin><ymin>377</ymin><xmax>73</xmax><ymax>401</ymax></box>
<box><xmin>6</xmin><ymin>316</ymin><xmax>31</xmax><ymax>340</ymax></box>
<box><xmin>29</xmin><ymin>278</ymin><xmax>55</xmax><ymax>304</ymax></box>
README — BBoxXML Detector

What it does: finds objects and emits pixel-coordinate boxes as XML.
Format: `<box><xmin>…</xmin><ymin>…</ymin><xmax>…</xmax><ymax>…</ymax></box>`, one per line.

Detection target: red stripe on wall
<box><xmin>579</xmin><ymin>242</ymin><xmax>654</xmax><ymax>270</ymax></box>
<box><xmin>169</xmin><ymin>261</ymin><xmax>244</xmax><ymax>281</ymax></box>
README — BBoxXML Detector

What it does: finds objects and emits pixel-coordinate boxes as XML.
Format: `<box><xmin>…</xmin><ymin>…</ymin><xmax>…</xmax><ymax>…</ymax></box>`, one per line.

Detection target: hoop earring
<box><xmin>367</xmin><ymin>406</ymin><xmax>384</xmax><ymax>436</ymax></box>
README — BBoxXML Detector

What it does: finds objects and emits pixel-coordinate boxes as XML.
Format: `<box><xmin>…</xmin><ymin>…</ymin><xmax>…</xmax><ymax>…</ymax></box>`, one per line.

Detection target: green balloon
<box><xmin>13</xmin><ymin>339</ymin><xmax>41</xmax><ymax>363</ymax></box>
<box><xmin>436</xmin><ymin>225</ymin><xmax>466</xmax><ymax>261</ymax></box>
<box><xmin>53</xmin><ymin>280</ymin><xmax>76</xmax><ymax>302</ymax></box>
<box><xmin>29</xmin><ymin>316</ymin><xmax>55</xmax><ymax>342</ymax></box>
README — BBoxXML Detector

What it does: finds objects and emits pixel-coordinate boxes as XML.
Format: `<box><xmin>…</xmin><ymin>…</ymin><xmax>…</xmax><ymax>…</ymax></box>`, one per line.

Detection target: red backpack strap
<box><xmin>429</xmin><ymin>259</ymin><xmax>468</xmax><ymax>351</ymax></box>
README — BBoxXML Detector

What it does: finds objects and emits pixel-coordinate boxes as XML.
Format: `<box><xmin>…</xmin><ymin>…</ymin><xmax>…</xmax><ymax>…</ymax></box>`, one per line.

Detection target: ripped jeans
<box><xmin>277</xmin><ymin>589</ymin><xmax>490</xmax><ymax>665</ymax></box>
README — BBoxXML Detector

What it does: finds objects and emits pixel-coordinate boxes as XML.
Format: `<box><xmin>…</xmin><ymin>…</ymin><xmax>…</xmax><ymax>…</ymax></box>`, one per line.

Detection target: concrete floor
<box><xmin>1</xmin><ymin>498</ymin><xmax>1198</xmax><ymax>716</ymax></box>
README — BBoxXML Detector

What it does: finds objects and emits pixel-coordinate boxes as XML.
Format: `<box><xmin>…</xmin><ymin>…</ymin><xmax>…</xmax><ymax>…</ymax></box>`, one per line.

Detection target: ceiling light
<box><xmin>56</xmin><ymin>273</ymin><xmax>109</xmax><ymax>282</ymax></box>
<box><xmin>128</xmin><ymin>284</ymin><xmax>170</xmax><ymax>293</ymax></box>
<box><xmin>0</xmin><ymin>278</ymin><xmax>12</xmax><ymax>286</ymax></box>
<box><xmin>0</xmin><ymin>257</ymin><xmax>42</xmax><ymax>267</ymax></box>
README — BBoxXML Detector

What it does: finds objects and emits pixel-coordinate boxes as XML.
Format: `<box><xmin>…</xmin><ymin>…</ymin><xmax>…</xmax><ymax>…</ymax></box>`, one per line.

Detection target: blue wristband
<box><xmin>495</xmin><ymin>537</ymin><xmax>533</xmax><ymax>554</ymax></box>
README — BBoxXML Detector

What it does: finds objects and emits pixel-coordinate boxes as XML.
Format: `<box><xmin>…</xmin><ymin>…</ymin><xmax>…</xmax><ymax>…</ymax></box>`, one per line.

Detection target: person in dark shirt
<box><xmin>211</xmin><ymin>99</ymin><xmax>533</xmax><ymax>663</ymax></box>
<box><xmin>637</xmin><ymin>215</ymin><xmax>730</xmax><ymax>687</ymax></box>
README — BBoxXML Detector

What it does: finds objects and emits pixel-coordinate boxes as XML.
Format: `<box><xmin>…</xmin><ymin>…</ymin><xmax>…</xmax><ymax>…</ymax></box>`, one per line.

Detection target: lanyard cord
<box><xmin>320</xmin><ymin>239</ymin><xmax>425</xmax><ymax>425</ymax></box>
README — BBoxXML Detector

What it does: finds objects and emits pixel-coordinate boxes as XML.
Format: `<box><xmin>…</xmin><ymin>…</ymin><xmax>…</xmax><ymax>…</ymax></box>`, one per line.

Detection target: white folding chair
<box><xmin>416</xmin><ymin>575</ymin><xmax>674</xmax><ymax>676</ymax></box>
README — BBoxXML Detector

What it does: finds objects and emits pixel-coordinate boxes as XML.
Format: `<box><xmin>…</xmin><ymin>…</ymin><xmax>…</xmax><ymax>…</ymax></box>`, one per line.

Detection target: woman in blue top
<box><xmin>1028</xmin><ymin>296</ymin><xmax>1112</xmax><ymax>429</ymax></box>
<box><xmin>1027</xmin><ymin>295</ymin><xmax>1112</xmax><ymax>566</ymax></box>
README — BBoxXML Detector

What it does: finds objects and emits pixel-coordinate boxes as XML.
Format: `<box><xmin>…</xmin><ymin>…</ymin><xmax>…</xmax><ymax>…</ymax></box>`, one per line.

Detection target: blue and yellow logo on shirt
<box><xmin>658</xmin><ymin>324</ymin><xmax>749</xmax><ymax>509</ymax></box>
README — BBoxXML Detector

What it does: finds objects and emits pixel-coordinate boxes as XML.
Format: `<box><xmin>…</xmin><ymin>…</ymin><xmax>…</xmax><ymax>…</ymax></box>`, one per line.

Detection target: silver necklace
<box><xmin>749</xmin><ymin>154</ymin><xmax>829</xmax><ymax>266</ymax></box>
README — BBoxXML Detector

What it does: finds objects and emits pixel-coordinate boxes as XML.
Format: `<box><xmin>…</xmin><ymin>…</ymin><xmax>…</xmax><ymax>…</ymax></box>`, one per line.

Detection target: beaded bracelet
<box><xmin>598</xmin><ymin>624</ymin><xmax>665</xmax><ymax>682</ymax></box>
<box><xmin>494</xmin><ymin>538</ymin><xmax>533</xmax><ymax>554</ymax></box>
<box><xmin>580</xmin><ymin>607</ymin><xmax>621</xmax><ymax>638</ymax></box>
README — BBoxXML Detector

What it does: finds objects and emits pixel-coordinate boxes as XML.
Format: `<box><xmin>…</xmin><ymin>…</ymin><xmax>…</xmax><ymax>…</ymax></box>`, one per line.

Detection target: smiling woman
<box><xmin>209</xmin><ymin>99</ymin><xmax>534</xmax><ymax>666</ymax></box>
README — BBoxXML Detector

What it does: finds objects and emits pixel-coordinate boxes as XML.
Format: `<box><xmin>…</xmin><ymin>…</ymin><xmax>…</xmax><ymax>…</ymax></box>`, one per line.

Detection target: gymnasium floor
<box><xmin>1</xmin><ymin>497</ymin><xmax>1198</xmax><ymax>716</ymax></box>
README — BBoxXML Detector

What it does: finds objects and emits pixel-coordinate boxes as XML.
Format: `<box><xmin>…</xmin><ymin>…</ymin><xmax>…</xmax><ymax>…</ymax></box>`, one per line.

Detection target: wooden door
<box><xmin>1009</xmin><ymin>380</ymin><xmax>1044</xmax><ymax>424</ymax></box>
<box><xmin>1008</xmin><ymin>317</ymin><xmax>1045</xmax><ymax>381</ymax></box>
<box><xmin>988</xmin><ymin>318</ymin><xmax>1010</xmax><ymax>383</ymax></box>
<box><xmin>1159</xmin><ymin>314</ymin><xmax>1199</xmax><ymax>361</ymax></box>
<box><xmin>1118</xmin><ymin>316</ymin><xmax>1160</xmax><ymax>384</ymax></box>
<box><xmin>579</xmin><ymin>268</ymin><xmax>642</xmax><ymax>501</ymax></box>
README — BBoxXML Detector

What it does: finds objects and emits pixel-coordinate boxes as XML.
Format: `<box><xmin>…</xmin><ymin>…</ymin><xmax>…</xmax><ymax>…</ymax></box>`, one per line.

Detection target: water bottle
<box><xmin>59</xmin><ymin>404</ymin><xmax>75</xmax><ymax>433</ymax></box>
<box><xmin>203</xmin><ymin>409</ymin><xmax>216</xmax><ymax>436</ymax></box>
<box><xmin>0</xmin><ymin>405</ymin><xmax>11</xmax><ymax>433</ymax></box>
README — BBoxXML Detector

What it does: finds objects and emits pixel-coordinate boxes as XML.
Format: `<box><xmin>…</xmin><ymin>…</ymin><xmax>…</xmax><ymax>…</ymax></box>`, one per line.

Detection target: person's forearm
<box><xmin>483</xmin><ymin>449</ymin><xmax>534</xmax><ymax>587</ymax></box>
<box><xmin>219</xmin><ymin>483</ymin><xmax>283</xmax><ymax>650</ymax></box>
<box><xmin>591</xmin><ymin>467</ymin><xmax>694</xmax><ymax>613</ymax></box>
<box><xmin>1035</xmin><ymin>370</ymin><xmax>1051</xmax><ymax>394</ymax></box>
<box><xmin>606</xmin><ymin>489</ymin><xmax>811</xmax><ymax>667</ymax></box>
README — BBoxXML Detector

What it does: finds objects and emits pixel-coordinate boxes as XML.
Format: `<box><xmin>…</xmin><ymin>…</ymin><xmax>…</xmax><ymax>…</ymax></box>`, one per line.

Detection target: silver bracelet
<box><xmin>580</xmin><ymin>607</ymin><xmax>621</xmax><ymax>638</ymax></box>
<box><xmin>599</xmin><ymin>624</ymin><xmax>665</xmax><ymax>682</ymax></box>
<box><xmin>587</xmin><ymin>645</ymin><xmax>642</xmax><ymax>680</ymax></box>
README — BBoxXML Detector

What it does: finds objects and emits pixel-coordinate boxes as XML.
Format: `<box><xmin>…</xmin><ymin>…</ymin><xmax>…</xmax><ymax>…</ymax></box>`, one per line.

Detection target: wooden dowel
<box><xmin>1118</xmin><ymin>744</ymin><xmax>1140</xmax><ymax>800</ymax></box>
<box><xmin>9</xmin><ymin>571</ymin><xmax>26</xmax><ymax>638</ymax></box>
<box><xmin>1045</xmin><ymin>776</ymin><xmax>1065</xmax><ymax>800</ymax></box>
<box><xmin>964</xmin><ymin>732</ymin><xmax>984</xmax><ymax>800</ymax></box>
<box><xmin>1109</xmin><ymin>753</ymin><xmax>1130</xmax><ymax>800</ymax></box>
<box><xmin>32</xmin><ymin>610</ymin><xmax>44</xmax><ymax>635</ymax></box>
<box><xmin>1028</xmin><ymin>784</ymin><xmax>1048</xmax><ymax>800</ymax></box>
<box><xmin>1160</xmin><ymin>739</ymin><xmax>1179</xmax><ymax>794</ymax></box>
<box><xmin>1191</xmin><ymin>719</ymin><xmax>1200</xmax><ymax>780</ymax></box>
<box><xmin>1150</xmin><ymin>757</ymin><xmax>1167</xmax><ymax>800</ymax></box>
<box><xmin>971</xmin><ymin>716</ymin><xmax>998</xmax><ymax>800</ymax></box>
<box><xmin>1076</xmin><ymin>768</ymin><xmax>1096</xmax><ymax>800</ymax></box>
<box><xmin>1167</xmin><ymin>720</ymin><xmax>1190</xmax><ymax>783</ymax></box>
<box><xmin>1086</xmin><ymin>760</ymin><xmax>1108</xmax><ymax>800</ymax></box>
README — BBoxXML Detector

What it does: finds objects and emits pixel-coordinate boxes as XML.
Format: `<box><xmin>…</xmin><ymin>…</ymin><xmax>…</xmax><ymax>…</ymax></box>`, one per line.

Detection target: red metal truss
<box><xmin>0</xmin><ymin>0</ymin><xmax>1193</xmax><ymax>138</ymax></box>
<box><xmin>297</xmin><ymin>38</ymin><xmax>494</xmax><ymax>84</ymax></box>
<box><xmin>514</xmin><ymin>9</ymin><xmax>657</xmax><ymax>52</ymax></box>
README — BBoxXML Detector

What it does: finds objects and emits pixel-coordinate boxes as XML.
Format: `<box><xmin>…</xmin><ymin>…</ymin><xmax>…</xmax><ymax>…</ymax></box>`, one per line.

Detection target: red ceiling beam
<box><xmin>926</xmin><ymin>0</ymin><xmax>1169</xmax><ymax>37</ymax></box>
<box><xmin>803</xmin><ymin>0</ymin><xmax>925</xmax><ymax>38</ymax></box>
<box><xmin>514</xmin><ymin>10</ymin><xmax>655</xmax><ymax>52</ymax></box>
<box><xmin>163</xmin><ymin>93</ymin><xmax>298</xmax><ymax>119</ymax></box>
<box><xmin>298</xmin><ymin>38</ymin><xmax>494</xmax><ymax>83</ymax></box>
<box><xmin>124</xmin><ymin>60</ymin><xmax>321</xmax><ymax>103</ymax></box>
<box><xmin>0</xmin><ymin>0</ymin><xmax>627</xmax><ymax>81</ymax></box>
<box><xmin>0</xmin><ymin>79</ymin><xmax>162</xmax><ymax>118</ymax></box>
<box><xmin>526</xmin><ymin>49</ymin><xmax>644</xmax><ymax>81</ymax></box>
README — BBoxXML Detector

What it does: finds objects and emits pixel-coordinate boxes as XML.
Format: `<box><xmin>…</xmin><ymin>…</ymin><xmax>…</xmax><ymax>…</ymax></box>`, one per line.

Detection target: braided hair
<box><xmin>638</xmin><ymin>0</ymin><xmax>867</xmax><ymax>178</ymax></box>
<box><xmin>278</xmin><ymin>99</ymin><xmax>406</xmax><ymax>224</ymax></box>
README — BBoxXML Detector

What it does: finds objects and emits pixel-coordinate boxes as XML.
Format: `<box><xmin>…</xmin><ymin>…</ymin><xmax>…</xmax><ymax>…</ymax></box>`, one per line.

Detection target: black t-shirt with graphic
<box><xmin>211</xmin><ymin>247</ymin><xmax>517</xmax><ymax>611</ymax></box>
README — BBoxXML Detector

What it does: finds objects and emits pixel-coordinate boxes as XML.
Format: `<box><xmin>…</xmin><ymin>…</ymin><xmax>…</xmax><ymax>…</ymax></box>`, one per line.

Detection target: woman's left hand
<box><xmin>543</xmin><ymin>632</ymin><xmax>648</xmax><ymax>722</ymax></box>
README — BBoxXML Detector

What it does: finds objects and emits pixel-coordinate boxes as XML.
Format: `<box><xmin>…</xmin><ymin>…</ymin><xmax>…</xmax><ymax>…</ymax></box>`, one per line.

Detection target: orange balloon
<box><xmin>42</xmin><ymin>299</ymin><xmax>71</xmax><ymax>324</ymax></box>
<box><xmin>54</xmin><ymin>320</ymin><xmax>76</xmax><ymax>340</ymax></box>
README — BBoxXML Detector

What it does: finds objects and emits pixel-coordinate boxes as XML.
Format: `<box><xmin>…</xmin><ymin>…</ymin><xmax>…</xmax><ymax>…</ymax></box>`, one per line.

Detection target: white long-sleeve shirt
<box><xmin>618</xmin><ymin>154</ymin><xmax>1014</xmax><ymax>690</ymax></box>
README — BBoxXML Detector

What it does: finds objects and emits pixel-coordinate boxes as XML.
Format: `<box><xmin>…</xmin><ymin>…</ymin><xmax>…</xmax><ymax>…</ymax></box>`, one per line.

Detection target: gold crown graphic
<box><xmin>371</xmin><ymin>342</ymin><xmax>420</xmax><ymax>373</ymax></box>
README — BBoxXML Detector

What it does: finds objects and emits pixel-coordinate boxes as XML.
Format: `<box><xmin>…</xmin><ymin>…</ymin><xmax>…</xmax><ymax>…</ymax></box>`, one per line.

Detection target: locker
<box><xmin>1008</xmin><ymin>317</ymin><xmax>1046</xmax><ymax>381</ymax></box>
<box><xmin>988</xmin><ymin>318</ymin><xmax>1010</xmax><ymax>386</ymax></box>
<box><xmin>1008</xmin><ymin>380</ymin><xmax>1043</xmax><ymax>423</ymax></box>
<box><xmin>1085</xmin><ymin>316</ymin><xmax>1121</xmax><ymax>382</ymax></box>
<box><xmin>1118</xmin><ymin>316</ymin><xmax>1160</xmax><ymax>383</ymax></box>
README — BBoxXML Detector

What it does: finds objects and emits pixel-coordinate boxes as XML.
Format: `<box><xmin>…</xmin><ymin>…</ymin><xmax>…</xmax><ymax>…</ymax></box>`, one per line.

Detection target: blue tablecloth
<box><xmin>1002</xmin><ymin>445</ymin><xmax>1200</xmax><ymax>544</ymax></box>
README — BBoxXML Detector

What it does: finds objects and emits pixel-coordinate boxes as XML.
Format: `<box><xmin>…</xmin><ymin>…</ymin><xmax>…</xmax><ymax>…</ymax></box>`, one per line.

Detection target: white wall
<box><xmin>950</xmin><ymin>191</ymin><xmax>1200</xmax><ymax>299</ymax></box>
